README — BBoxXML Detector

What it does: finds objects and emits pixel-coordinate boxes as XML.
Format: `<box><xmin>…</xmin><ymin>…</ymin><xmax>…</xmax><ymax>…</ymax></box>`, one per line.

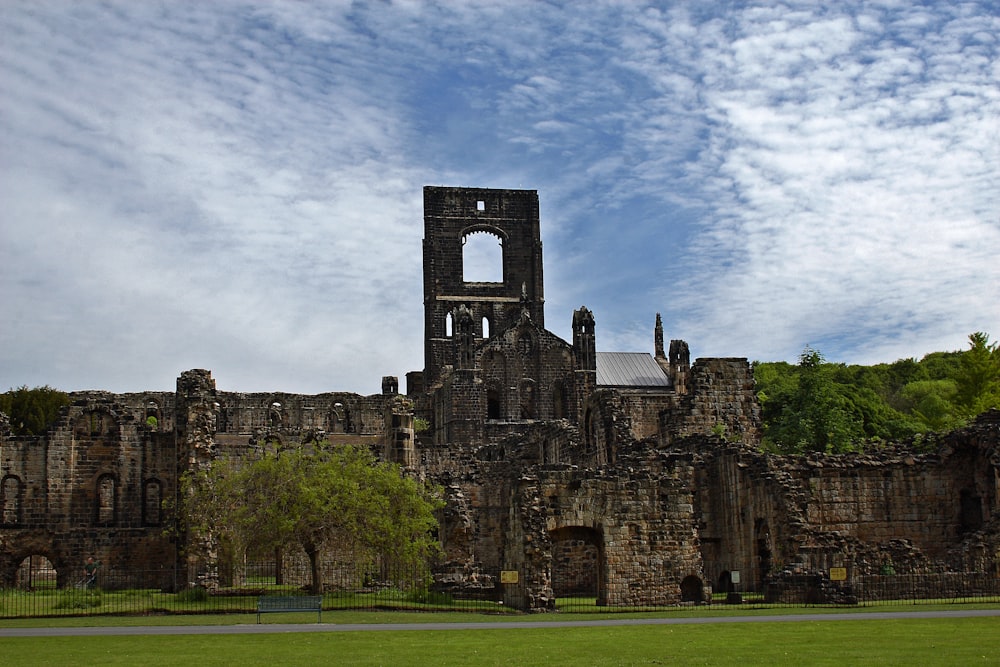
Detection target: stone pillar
<box><xmin>175</xmin><ymin>369</ymin><xmax>220</xmax><ymax>590</ymax></box>
<box><xmin>669</xmin><ymin>339</ymin><xmax>690</xmax><ymax>395</ymax></box>
<box><xmin>572</xmin><ymin>307</ymin><xmax>596</xmax><ymax>424</ymax></box>
<box><xmin>383</xmin><ymin>396</ymin><xmax>417</xmax><ymax>467</ymax></box>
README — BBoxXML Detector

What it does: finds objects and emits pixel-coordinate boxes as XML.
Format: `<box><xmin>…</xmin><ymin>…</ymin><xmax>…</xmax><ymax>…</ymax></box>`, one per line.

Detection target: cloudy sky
<box><xmin>2</xmin><ymin>1</ymin><xmax>998</xmax><ymax>395</ymax></box>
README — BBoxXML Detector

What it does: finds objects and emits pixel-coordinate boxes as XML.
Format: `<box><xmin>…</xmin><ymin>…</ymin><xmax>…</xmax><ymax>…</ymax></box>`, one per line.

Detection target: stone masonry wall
<box><xmin>691</xmin><ymin>412</ymin><xmax>999</xmax><ymax>591</ymax></box>
<box><xmin>660</xmin><ymin>358</ymin><xmax>761</xmax><ymax>446</ymax></box>
<box><xmin>0</xmin><ymin>392</ymin><xmax>177</xmax><ymax>588</ymax></box>
<box><xmin>506</xmin><ymin>452</ymin><xmax>704</xmax><ymax>610</ymax></box>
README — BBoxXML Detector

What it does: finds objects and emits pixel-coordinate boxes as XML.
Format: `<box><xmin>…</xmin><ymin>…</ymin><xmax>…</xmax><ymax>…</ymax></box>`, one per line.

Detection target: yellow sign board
<box><xmin>500</xmin><ymin>570</ymin><xmax>519</xmax><ymax>584</ymax></box>
<box><xmin>829</xmin><ymin>567</ymin><xmax>848</xmax><ymax>581</ymax></box>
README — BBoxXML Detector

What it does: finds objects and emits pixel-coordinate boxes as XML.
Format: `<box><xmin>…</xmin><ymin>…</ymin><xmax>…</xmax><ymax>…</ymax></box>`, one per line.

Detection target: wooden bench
<box><xmin>256</xmin><ymin>595</ymin><xmax>323</xmax><ymax>623</ymax></box>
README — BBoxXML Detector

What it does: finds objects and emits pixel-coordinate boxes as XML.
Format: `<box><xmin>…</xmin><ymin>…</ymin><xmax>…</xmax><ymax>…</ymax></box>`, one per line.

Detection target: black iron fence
<box><xmin>2</xmin><ymin>564</ymin><xmax>998</xmax><ymax>619</ymax></box>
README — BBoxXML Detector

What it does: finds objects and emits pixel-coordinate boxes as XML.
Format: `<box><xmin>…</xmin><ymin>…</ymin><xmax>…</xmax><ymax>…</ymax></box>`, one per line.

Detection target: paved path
<box><xmin>2</xmin><ymin>609</ymin><xmax>998</xmax><ymax>637</ymax></box>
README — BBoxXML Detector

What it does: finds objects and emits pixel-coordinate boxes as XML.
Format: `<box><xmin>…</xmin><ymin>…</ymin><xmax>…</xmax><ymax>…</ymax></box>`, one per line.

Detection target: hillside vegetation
<box><xmin>753</xmin><ymin>332</ymin><xmax>1000</xmax><ymax>454</ymax></box>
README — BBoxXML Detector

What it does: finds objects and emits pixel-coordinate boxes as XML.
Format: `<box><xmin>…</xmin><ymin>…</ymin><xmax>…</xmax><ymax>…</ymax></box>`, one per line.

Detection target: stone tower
<box><xmin>422</xmin><ymin>186</ymin><xmax>544</xmax><ymax>388</ymax></box>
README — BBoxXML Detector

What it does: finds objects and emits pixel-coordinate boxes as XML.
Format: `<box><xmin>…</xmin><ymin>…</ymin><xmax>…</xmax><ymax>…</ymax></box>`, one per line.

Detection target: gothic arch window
<box><xmin>486</xmin><ymin>385</ymin><xmax>502</xmax><ymax>420</ymax></box>
<box><xmin>552</xmin><ymin>380</ymin><xmax>567</xmax><ymax>420</ymax></box>
<box><xmin>215</xmin><ymin>402</ymin><xmax>228</xmax><ymax>433</ymax></box>
<box><xmin>144</xmin><ymin>399</ymin><xmax>161</xmax><ymax>429</ymax></box>
<box><xmin>330</xmin><ymin>402</ymin><xmax>350</xmax><ymax>434</ymax></box>
<box><xmin>269</xmin><ymin>401</ymin><xmax>285</xmax><ymax>429</ymax></box>
<box><xmin>519</xmin><ymin>379</ymin><xmax>536</xmax><ymax>420</ymax></box>
<box><xmin>96</xmin><ymin>474</ymin><xmax>116</xmax><ymax>526</ymax></box>
<box><xmin>143</xmin><ymin>479</ymin><xmax>162</xmax><ymax>526</ymax></box>
<box><xmin>446</xmin><ymin>311</ymin><xmax>453</xmax><ymax>337</ymax></box>
<box><xmin>584</xmin><ymin>408</ymin><xmax>597</xmax><ymax>454</ymax></box>
<box><xmin>462</xmin><ymin>230</ymin><xmax>503</xmax><ymax>283</ymax></box>
<box><xmin>482</xmin><ymin>316</ymin><xmax>491</xmax><ymax>339</ymax></box>
<box><xmin>517</xmin><ymin>332</ymin><xmax>534</xmax><ymax>356</ymax></box>
<box><xmin>2</xmin><ymin>475</ymin><xmax>23</xmax><ymax>525</ymax></box>
<box><xmin>74</xmin><ymin>410</ymin><xmax>116</xmax><ymax>437</ymax></box>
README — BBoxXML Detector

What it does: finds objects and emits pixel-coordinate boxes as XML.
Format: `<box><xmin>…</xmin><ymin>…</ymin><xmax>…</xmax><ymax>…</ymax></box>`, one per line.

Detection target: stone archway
<box><xmin>549</xmin><ymin>526</ymin><xmax>604</xmax><ymax>605</ymax></box>
<box><xmin>680</xmin><ymin>574</ymin><xmax>705</xmax><ymax>603</ymax></box>
<box><xmin>15</xmin><ymin>554</ymin><xmax>57</xmax><ymax>590</ymax></box>
<box><xmin>1</xmin><ymin>534</ymin><xmax>68</xmax><ymax>589</ymax></box>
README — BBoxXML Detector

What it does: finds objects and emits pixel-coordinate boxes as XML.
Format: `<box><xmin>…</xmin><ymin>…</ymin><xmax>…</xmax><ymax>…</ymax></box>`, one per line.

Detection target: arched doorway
<box><xmin>549</xmin><ymin>526</ymin><xmax>605</xmax><ymax>606</ymax></box>
<box><xmin>16</xmin><ymin>555</ymin><xmax>57</xmax><ymax>590</ymax></box>
<box><xmin>680</xmin><ymin>574</ymin><xmax>705</xmax><ymax>603</ymax></box>
<box><xmin>717</xmin><ymin>570</ymin><xmax>733</xmax><ymax>594</ymax></box>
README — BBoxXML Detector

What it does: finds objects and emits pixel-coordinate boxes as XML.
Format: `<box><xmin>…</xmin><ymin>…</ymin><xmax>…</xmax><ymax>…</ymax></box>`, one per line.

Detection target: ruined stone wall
<box><xmin>216</xmin><ymin>391</ymin><xmax>388</xmax><ymax>438</ymax></box>
<box><xmin>551</xmin><ymin>540</ymin><xmax>598</xmax><ymax>596</ymax></box>
<box><xmin>582</xmin><ymin>390</ymin><xmax>637</xmax><ymax>467</ymax></box>
<box><xmin>692</xmin><ymin>413</ymin><xmax>1000</xmax><ymax>591</ymax></box>
<box><xmin>0</xmin><ymin>393</ymin><xmax>177</xmax><ymax>587</ymax></box>
<box><xmin>660</xmin><ymin>358</ymin><xmax>761</xmax><ymax>446</ymax></box>
<box><xmin>419</xmin><ymin>442</ymin><xmax>519</xmax><ymax>574</ymax></box>
<box><xmin>506</xmin><ymin>453</ymin><xmax>704</xmax><ymax>610</ymax></box>
<box><xmin>435</xmin><ymin>368</ymin><xmax>484</xmax><ymax>444</ymax></box>
<box><xmin>691</xmin><ymin>439</ymin><xmax>804</xmax><ymax>591</ymax></box>
<box><xmin>614</xmin><ymin>391</ymin><xmax>673</xmax><ymax>441</ymax></box>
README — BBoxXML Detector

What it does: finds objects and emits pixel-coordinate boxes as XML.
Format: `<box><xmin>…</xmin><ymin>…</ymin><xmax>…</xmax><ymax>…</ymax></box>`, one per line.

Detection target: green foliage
<box><xmin>145</xmin><ymin>415</ymin><xmax>159</xmax><ymax>428</ymax></box>
<box><xmin>954</xmin><ymin>332</ymin><xmax>1000</xmax><ymax>417</ymax></box>
<box><xmin>175</xmin><ymin>586</ymin><xmax>209</xmax><ymax>603</ymax></box>
<box><xmin>413</xmin><ymin>418</ymin><xmax>430</xmax><ymax>433</ymax></box>
<box><xmin>53</xmin><ymin>589</ymin><xmax>102</xmax><ymax>609</ymax></box>
<box><xmin>181</xmin><ymin>443</ymin><xmax>444</xmax><ymax>594</ymax></box>
<box><xmin>0</xmin><ymin>385</ymin><xmax>70</xmax><ymax>436</ymax></box>
<box><xmin>403</xmin><ymin>588</ymin><xmax>454</xmax><ymax>605</ymax></box>
<box><xmin>755</xmin><ymin>333</ymin><xmax>1000</xmax><ymax>454</ymax></box>
<box><xmin>761</xmin><ymin>347</ymin><xmax>865</xmax><ymax>454</ymax></box>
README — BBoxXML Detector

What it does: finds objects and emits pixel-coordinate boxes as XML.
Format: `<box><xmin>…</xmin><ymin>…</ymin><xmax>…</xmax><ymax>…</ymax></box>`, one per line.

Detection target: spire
<box><xmin>654</xmin><ymin>313</ymin><xmax>665</xmax><ymax>359</ymax></box>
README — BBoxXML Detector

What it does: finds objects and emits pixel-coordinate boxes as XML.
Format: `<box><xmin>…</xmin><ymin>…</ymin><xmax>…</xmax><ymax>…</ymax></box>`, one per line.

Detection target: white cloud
<box><xmin>1</xmin><ymin>1</ymin><xmax>997</xmax><ymax>396</ymax></box>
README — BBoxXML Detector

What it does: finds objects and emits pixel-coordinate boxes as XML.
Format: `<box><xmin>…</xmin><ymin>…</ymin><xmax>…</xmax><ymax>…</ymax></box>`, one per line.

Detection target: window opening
<box><xmin>487</xmin><ymin>388</ymin><xmax>502</xmax><ymax>420</ymax></box>
<box><xmin>143</xmin><ymin>480</ymin><xmax>162</xmax><ymax>526</ymax></box>
<box><xmin>97</xmin><ymin>475</ymin><xmax>115</xmax><ymax>525</ymax></box>
<box><xmin>463</xmin><ymin>231</ymin><xmax>503</xmax><ymax>283</ymax></box>
<box><xmin>2</xmin><ymin>475</ymin><xmax>22</xmax><ymax>525</ymax></box>
<box><xmin>482</xmin><ymin>316</ymin><xmax>491</xmax><ymax>338</ymax></box>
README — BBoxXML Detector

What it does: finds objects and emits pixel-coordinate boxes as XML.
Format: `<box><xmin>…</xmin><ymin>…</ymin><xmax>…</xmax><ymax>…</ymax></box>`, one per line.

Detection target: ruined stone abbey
<box><xmin>2</xmin><ymin>186</ymin><xmax>998</xmax><ymax>608</ymax></box>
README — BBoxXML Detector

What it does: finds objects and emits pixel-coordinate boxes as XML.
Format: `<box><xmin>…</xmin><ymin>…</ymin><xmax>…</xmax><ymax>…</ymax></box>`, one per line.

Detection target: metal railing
<box><xmin>2</xmin><ymin>564</ymin><xmax>998</xmax><ymax>619</ymax></box>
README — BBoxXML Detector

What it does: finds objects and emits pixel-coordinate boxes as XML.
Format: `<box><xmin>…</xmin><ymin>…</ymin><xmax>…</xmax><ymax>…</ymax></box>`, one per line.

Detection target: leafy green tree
<box><xmin>755</xmin><ymin>332</ymin><xmax>998</xmax><ymax>453</ymax></box>
<box><xmin>954</xmin><ymin>332</ymin><xmax>1000</xmax><ymax>417</ymax></box>
<box><xmin>0</xmin><ymin>385</ymin><xmax>70</xmax><ymax>436</ymax></box>
<box><xmin>181</xmin><ymin>443</ymin><xmax>443</xmax><ymax>594</ymax></box>
<box><xmin>899</xmin><ymin>379</ymin><xmax>961</xmax><ymax>432</ymax></box>
<box><xmin>787</xmin><ymin>348</ymin><xmax>863</xmax><ymax>453</ymax></box>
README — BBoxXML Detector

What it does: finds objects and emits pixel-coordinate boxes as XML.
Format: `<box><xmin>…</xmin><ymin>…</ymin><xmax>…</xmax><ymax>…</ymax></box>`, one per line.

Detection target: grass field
<box><xmin>2</xmin><ymin>607</ymin><xmax>998</xmax><ymax>666</ymax></box>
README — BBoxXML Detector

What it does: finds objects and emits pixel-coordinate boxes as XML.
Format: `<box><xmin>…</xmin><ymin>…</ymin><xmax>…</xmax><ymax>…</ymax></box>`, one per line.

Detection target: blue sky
<box><xmin>1</xmin><ymin>1</ymin><xmax>998</xmax><ymax>395</ymax></box>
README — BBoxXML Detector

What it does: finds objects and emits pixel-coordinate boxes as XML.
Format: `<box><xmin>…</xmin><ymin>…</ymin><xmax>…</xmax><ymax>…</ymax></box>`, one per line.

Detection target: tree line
<box><xmin>0</xmin><ymin>385</ymin><xmax>69</xmax><ymax>436</ymax></box>
<box><xmin>753</xmin><ymin>332</ymin><xmax>1000</xmax><ymax>454</ymax></box>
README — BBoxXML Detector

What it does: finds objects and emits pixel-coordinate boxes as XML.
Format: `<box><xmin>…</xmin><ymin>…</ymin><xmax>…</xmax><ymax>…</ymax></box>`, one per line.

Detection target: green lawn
<box><xmin>2</xmin><ymin>616</ymin><xmax>998</xmax><ymax>666</ymax></box>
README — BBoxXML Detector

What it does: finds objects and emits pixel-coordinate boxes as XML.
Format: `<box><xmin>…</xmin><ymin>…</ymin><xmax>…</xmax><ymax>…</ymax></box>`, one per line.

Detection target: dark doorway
<box><xmin>549</xmin><ymin>526</ymin><xmax>604</xmax><ymax>607</ymax></box>
<box><xmin>680</xmin><ymin>575</ymin><xmax>705</xmax><ymax>602</ymax></box>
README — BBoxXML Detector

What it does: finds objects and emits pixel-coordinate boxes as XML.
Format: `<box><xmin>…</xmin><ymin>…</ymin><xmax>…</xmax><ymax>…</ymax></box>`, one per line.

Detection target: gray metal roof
<box><xmin>596</xmin><ymin>352</ymin><xmax>671</xmax><ymax>388</ymax></box>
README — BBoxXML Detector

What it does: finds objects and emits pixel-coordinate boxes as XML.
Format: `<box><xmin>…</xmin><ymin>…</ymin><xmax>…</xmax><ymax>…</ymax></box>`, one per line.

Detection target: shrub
<box><xmin>53</xmin><ymin>589</ymin><xmax>102</xmax><ymax>609</ymax></box>
<box><xmin>404</xmin><ymin>588</ymin><xmax>454</xmax><ymax>606</ymax></box>
<box><xmin>176</xmin><ymin>586</ymin><xmax>209</xmax><ymax>602</ymax></box>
